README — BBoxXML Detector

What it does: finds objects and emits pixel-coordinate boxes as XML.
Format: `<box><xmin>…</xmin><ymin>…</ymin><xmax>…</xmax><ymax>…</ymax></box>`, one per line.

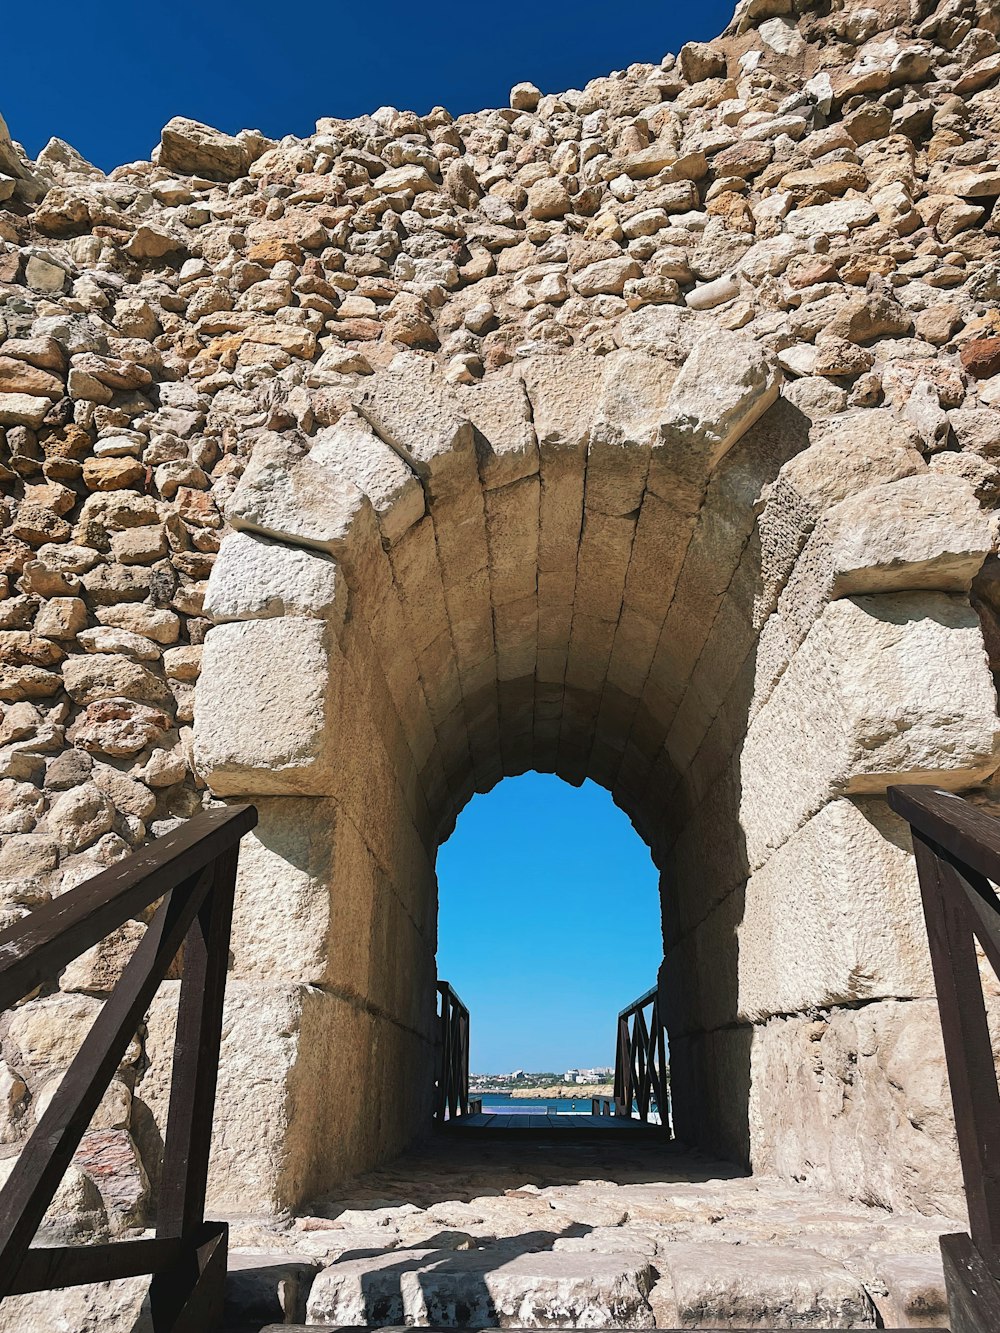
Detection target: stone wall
<box><xmin>2</xmin><ymin>0</ymin><xmax>1000</xmax><ymax>1237</ymax></box>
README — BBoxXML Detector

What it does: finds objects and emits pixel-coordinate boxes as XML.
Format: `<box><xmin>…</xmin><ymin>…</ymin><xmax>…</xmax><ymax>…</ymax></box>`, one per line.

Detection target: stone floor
<box><xmin>224</xmin><ymin>1134</ymin><xmax>958</xmax><ymax>1329</ymax></box>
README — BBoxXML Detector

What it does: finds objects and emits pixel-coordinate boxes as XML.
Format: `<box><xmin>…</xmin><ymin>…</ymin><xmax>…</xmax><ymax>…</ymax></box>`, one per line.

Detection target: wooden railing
<box><xmin>435</xmin><ymin>980</ymin><xmax>470</xmax><ymax>1123</ymax></box>
<box><xmin>888</xmin><ymin>784</ymin><xmax>1000</xmax><ymax>1332</ymax></box>
<box><xmin>614</xmin><ymin>985</ymin><xmax>669</xmax><ymax>1128</ymax></box>
<box><xmin>0</xmin><ymin>803</ymin><xmax>257</xmax><ymax>1330</ymax></box>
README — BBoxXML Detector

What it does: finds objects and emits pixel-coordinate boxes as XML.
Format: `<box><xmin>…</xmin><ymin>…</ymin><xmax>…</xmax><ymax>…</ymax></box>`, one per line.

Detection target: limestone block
<box><xmin>311</xmin><ymin>410</ymin><xmax>424</xmax><ymax>545</ymax></box>
<box><xmin>565</xmin><ymin>611</ymin><xmax>619</xmax><ymax>697</ymax></box>
<box><xmin>785</xmin><ymin>197</ymin><xmax>877</xmax><ymax>238</ymax></box>
<box><xmin>756</xmin><ymin>473</ymin><xmax>994</xmax><ymax>720</ymax></box>
<box><xmin>736</xmin><ymin>798</ymin><xmax>932</xmax><ymax>1022</ymax></box>
<box><xmin>306</xmin><ymin>1247</ymin><xmax>655</xmax><ymax>1328</ymax></box>
<box><xmin>358</xmin><ymin>359</ymin><xmax>492</xmax><ymax>758</ymax></box>
<box><xmin>637</xmin><ymin>420</ymin><xmax>788</xmax><ymax>757</ymax></box>
<box><xmin>495</xmin><ymin>598</ymin><xmax>538</xmax><ymax>681</ymax></box>
<box><xmin>510</xmin><ymin>355</ymin><xmax>597</xmax><ymax>767</ymax></box>
<box><xmin>453</xmin><ymin>376</ymin><xmax>539</xmax><ymax>490</ymax></box>
<box><xmin>60</xmin><ymin>920</ymin><xmax>146</xmax><ymax>995</ymax></box>
<box><xmin>605</xmin><ymin>608</ymin><xmax>661</xmax><ymax>700</ymax></box>
<box><xmin>648</xmin><ymin>330</ymin><xmax>780</xmax><ymax>502</ymax></box>
<box><xmin>574</xmin><ymin>511</ymin><xmax>636</xmax><ymax>623</ymax></box>
<box><xmin>204</xmin><ymin>532</ymin><xmax>345</xmax><ymax>625</ymax></box>
<box><xmin>34</xmin><ymin>1074</ymin><xmax>131</xmax><ymax>1132</ymax></box>
<box><xmin>820</xmin><ymin>474</ymin><xmax>993</xmax><ymax>597</ymax></box>
<box><xmin>740</xmin><ymin>593</ymin><xmax>1000</xmax><ymax>869</ymax></box>
<box><xmin>225</xmin><ymin>433</ymin><xmax>372</xmax><ymax>560</ymax></box>
<box><xmin>43</xmin><ymin>783</ymin><xmax>115</xmax><ymax>853</ymax></box>
<box><xmin>356</xmin><ymin>351</ymin><xmax>476</xmax><ymax>499</ymax></box>
<box><xmin>61</xmin><ymin>653</ymin><xmax>172</xmax><ymax>708</ymax></box>
<box><xmin>158</xmin><ymin>116</ymin><xmax>250</xmax><ymax>180</ymax></box>
<box><xmin>225</xmin><ymin>1253</ymin><xmax>319</xmax><ymax>1328</ymax></box>
<box><xmin>622</xmin><ymin>491</ymin><xmax>699</xmax><ymax>624</ymax></box>
<box><xmin>137</xmin><ymin>980</ymin><xmax>424</xmax><ymax>1213</ymax></box>
<box><xmin>748</xmin><ymin>999</ymin><xmax>968</xmax><ymax>1217</ymax></box>
<box><xmin>227</xmin><ymin>796</ymin><xmax>376</xmax><ymax>989</ymax></box>
<box><xmin>655</xmin><ymin>1242</ymin><xmax>876</xmax><ymax>1329</ymax></box>
<box><xmin>613</xmin><ymin>304</ymin><xmax>711</xmax><ymax>363</ymax></box>
<box><xmin>779</xmin><ymin>410</ymin><xmax>926</xmax><ymax>514</ymax></box>
<box><xmin>194</xmin><ymin>618</ymin><xmax>341</xmax><ymax>796</ymax></box>
<box><xmin>388</xmin><ymin>516</ymin><xmax>456</xmax><ymax>658</ymax></box>
<box><xmin>5</xmin><ymin>992</ymin><xmax>106</xmax><ymax>1074</ymax></box>
<box><xmin>877</xmin><ymin>1255</ymin><xmax>948</xmax><ymax>1330</ymax></box>
<box><xmin>484</xmin><ymin>476</ymin><xmax>539</xmax><ymax>608</ymax></box>
<box><xmin>0</xmin><ymin>1277</ymin><xmax>149</xmax><ymax>1333</ymax></box>
<box><xmin>587</xmin><ymin>351</ymin><xmax>676</xmax><ymax>517</ymax></box>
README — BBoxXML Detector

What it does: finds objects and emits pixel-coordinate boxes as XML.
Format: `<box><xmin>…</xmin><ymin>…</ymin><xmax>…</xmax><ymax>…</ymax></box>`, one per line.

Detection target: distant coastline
<box><xmin>471</xmin><ymin>1082</ymin><xmax>614</xmax><ymax>1100</ymax></box>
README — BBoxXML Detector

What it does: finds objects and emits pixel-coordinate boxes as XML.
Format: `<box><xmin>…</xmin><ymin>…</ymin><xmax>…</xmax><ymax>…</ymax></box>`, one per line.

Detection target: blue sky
<box><xmin>4</xmin><ymin>1</ymin><xmax>734</xmax><ymax>172</ymax></box>
<box><xmin>437</xmin><ymin>775</ymin><xmax>662</xmax><ymax>1073</ymax></box>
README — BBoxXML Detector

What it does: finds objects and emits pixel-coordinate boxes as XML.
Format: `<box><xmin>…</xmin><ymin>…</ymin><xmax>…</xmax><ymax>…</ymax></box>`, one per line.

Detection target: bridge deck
<box><xmin>448</xmin><ymin>1112</ymin><xmax>661</xmax><ymax>1131</ymax></box>
<box><xmin>439</xmin><ymin>1112</ymin><xmax>667</xmax><ymax>1142</ymax></box>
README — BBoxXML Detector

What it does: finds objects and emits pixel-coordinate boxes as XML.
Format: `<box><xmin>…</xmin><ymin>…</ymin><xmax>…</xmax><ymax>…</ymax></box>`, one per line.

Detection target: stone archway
<box><xmin>187</xmin><ymin>331</ymin><xmax>1000</xmax><ymax>1219</ymax></box>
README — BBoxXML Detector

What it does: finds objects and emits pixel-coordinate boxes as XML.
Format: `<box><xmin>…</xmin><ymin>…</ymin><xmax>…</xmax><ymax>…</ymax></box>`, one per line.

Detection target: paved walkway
<box><xmin>443</xmin><ymin>1112</ymin><xmax>663</xmax><ymax>1133</ymax></box>
<box><xmin>226</xmin><ymin>1135</ymin><xmax>957</xmax><ymax>1329</ymax></box>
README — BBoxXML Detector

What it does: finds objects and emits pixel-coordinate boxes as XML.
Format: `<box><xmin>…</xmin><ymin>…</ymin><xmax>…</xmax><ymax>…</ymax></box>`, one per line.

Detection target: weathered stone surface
<box><xmin>6</xmin><ymin>992</ymin><xmax>107</xmax><ymax>1072</ymax></box>
<box><xmin>139</xmin><ymin>980</ymin><xmax>391</xmax><ymax>1213</ymax></box>
<box><xmin>204</xmin><ymin>532</ymin><xmax>346</xmax><ymax>625</ymax></box>
<box><xmin>67</xmin><ymin>700</ymin><xmax>172</xmax><ymax>756</ymax></box>
<box><xmin>454</xmin><ymin>376</ymin><xmax>539</xmax><ymax>491</ymax></box>
<box><xmin>225</xmin><ymin>1253</ymin><xmax>318</xmax><ymax>1328</ymax></box>
<box><xmin>736</xmin><ymin>797</ymin><xmax>931</xmax><ymax>1022</ymax></box>
<box><xmin>311</xmin><ymin>412</ymin><xmax>424</xmax><ymax>544</ymax></box>
<box><xmin>820</xmin><ymin>474</ymin><xmax>993</xmax><ymax>596</ymax></box>
<box><xmin>62</xmin><ymin>653</ymin><xmax>172</xmax><ymax>707</ymax></box>
<box><xmin>0</xmin><ymin>392</ymin><xmax>52</xmax><ymax>428</ymax></box>
<box><xmin>877</xmin><ymin>1254</ymin><xmax>948</xmax><ymax>1329</ymax></box>
<box><xmin>306</xmin><ymin>1247</ymin><xmax>655</xmax><ymax>1328</ymax></box>
<box><xmin>749</xmin><ymin>999</ymin><xmax>968</xmax><ymax>1216</ymax></box>
<box><xmin>742</xmin><ymin>593</ymin><xmax>1000</xmax><ymax>869</ymax></box>
<box><xmin>60</xmin><ymin>919</ymin><xmax>146</xmax><ymax>992</ymax></box>
<box><xmin>227</xmin><ymin>796</ymin><xmax>379</xmax><ymax>986</ymax></box>
<box><xmin>157</xmin><ymin>116</ymin><xmax>251</xmax><ymax>180</ymax></box>
<box><xmin>225</xmin><ymin>435</ymin><xmax>370</xmax><ymax>557</ymax></box>
<box><xmin>194</xmin><ymin>618</ymin><xmax>340</xmax><ymax>795</ymax></box>
<box><xmin>0</xmin><ymin>1279</ymin><xmax>150</xmax><ymax>1333</ymax></box>
<box><xmin>0</xmin><ymin>1157</ymin><xmax>107</xmax><ymax>1244</ymax></box>
<box><xmin>43</xmin><ymin>783</ymin><xmax>114</xmax><ymax>853</ymax></box>
<box><xmin>356</xmin><ymin>352</ymin><xmax>475</xmax><ymax>497</ymax></box>
<box><xmin>649</xmin><ymin>330</ymin><xmax>780</xmax><ymax>499</ymax></box>
<box><xmin>655</xmin><ymin>1242</ymin><xmax>876</xmax><ymax>1329</ymax></box>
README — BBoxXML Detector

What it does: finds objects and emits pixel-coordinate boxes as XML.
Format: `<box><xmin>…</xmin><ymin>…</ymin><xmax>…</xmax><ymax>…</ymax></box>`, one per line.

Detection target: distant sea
<box><xmin>475</xmin><ymin>1093</ymin><xmax>603</xmax><ymax>1115</ymax></box>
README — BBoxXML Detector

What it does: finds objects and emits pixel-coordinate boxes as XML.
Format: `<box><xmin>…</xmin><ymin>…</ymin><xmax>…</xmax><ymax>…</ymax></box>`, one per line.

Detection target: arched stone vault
<box><xmin>191</xmin><ymin>331</ymin><xmax>1000</xmax><ymax>1218</ymax></box>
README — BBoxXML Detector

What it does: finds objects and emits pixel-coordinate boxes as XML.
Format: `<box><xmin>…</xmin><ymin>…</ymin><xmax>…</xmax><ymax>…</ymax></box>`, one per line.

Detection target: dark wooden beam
<box><xmin>941</xmin><ymin>1232</ymin><xmax>1000</xmax><ymax>1333</ymax></box>
<box><xmin>0</xmin><ymin>804</ymin><xmax>256</xmax><ymax>1010</ymax></box>
<box><xmin>8</xmin><ymin>1237</ymin><xmax>182</xmax><ymax>1294</ymax></box>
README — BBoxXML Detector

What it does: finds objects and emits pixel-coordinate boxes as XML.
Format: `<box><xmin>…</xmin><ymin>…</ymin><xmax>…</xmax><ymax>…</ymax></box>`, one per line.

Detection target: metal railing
<box><xmin>435</xmin><ymin>980</ymin><xmax>470</xmax><ymax>1123</ymax></box>
<box><xmin>0</xmin><ymin>803</ymin><xmax>257</xmax><ymax>1329</ymax></box>
<box><xmin>614</xmin><ymin>985</ymin><xmax>669</xmax><ymax>1128</ymax></box>
<box><xmin>888</xmin><ymin>783</ymin><xmax>1000</xmax><ymax>1331</ymax></box>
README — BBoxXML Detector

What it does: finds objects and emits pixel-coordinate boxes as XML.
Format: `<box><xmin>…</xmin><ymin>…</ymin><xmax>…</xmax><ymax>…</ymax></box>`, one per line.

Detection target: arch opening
<box><xmin>435</xmin><ymin>773</ymin><xmax>662</xmax><ymax>1091</ymax></box>
<box><xmin>187</xmin><ymin>342</ymin><xmax>1000</xmax><ymax>1223</ymax></box>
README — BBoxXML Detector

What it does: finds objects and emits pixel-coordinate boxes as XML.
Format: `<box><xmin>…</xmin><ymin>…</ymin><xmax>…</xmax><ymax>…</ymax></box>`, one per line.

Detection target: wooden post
<box><xmin>156</xmin><ymin>846</ymin><xmax>238</xmax><ymax>1241</ymax></box>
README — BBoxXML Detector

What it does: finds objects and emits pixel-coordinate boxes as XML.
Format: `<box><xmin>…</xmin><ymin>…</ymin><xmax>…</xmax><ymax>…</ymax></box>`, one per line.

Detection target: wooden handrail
<box><xmin>888</xmin><ymin>783</ymin><xmax>1000</xmax><ymax>1329</ymax></box>
<box><xmin>435</xmin><ymin>980</ymin><xmax>471</xmax><ymax>1123</ymax></box>
<box><xmin>614</xmin><ymin>985</ymin><xmax>669</xmax><ymax>1131</ymax></box>
<box><xmin>0</xmin><ymin>804</ymin><xmax>257</xmax><ymax>1329</ymax></box>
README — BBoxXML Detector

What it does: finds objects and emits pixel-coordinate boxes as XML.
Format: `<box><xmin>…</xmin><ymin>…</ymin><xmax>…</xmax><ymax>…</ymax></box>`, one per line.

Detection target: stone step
<box><xmin>301</xmin><ymin>1247</ymin><xmax>657</xmax><ymax>1328</ymax></box>
<box><xmin>265</xmin><ymin>1327</ymin><xmax>948</xmax><ymax>1331</ymax></box>
<box><xmin>238</xmin><ymin>1234</ymin><xmax>951</xmax><ymax>1331</ymax></box>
